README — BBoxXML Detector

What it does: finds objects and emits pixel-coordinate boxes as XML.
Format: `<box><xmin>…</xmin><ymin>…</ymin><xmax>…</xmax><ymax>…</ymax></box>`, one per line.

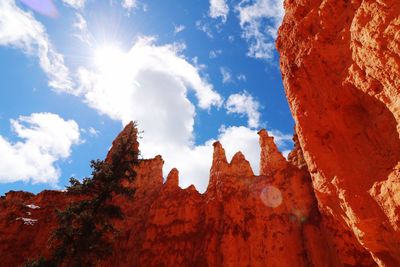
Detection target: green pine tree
<box><xmin>23</xmin><ymin>159</ymin><xmax>137</xmax><ymax>267</ymax></box>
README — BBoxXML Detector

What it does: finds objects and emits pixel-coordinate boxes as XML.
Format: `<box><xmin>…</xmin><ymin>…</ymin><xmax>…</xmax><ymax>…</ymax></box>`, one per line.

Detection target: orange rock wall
<box><xmin>277</xmin><ymin>0</ymin><xmax>400</xmax><ymax>265</ymax></box>
<box><xmin>1</xmin><ymin>1</ymin><xmax>399</xmax><ymax>266</ymax></box>
<box><xmin>0</xmin><ymin>124</ymin><xmax>374</xmax><ymax>266</ymax></box>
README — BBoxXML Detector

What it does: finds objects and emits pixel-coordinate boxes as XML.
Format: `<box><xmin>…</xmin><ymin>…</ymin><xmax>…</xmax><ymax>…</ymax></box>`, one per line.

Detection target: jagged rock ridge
<box><xmin>0</xmin><ymin>123</ymin><xmax>376</xmax><ymax>266</ymax></box>
<box><xmin>1</xmin><ymin>0</ymin><xmax>399</xmax><ymax>265</ymax></box>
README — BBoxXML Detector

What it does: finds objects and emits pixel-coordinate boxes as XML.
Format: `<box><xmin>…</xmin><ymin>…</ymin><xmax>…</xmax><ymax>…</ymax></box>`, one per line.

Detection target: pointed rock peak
<box><xmin>186</xmin><ymin>184</ymin><xmax>198</xmax><ymax>193</ymax></box>
<box><xmin>154</xmin><ymin>155</ymin><xmax>164</xmax><ymax>162</ymax></box>
<box><xmin>212</xmin><ymin>141</ymin><xmax>228</xmax><ymax>165</ymax></box>
<box><xmin>208</xmin><ymin>141</ymin><xmax>229</xmax><ymax>191</ymax></box>
<box><xmin>166</xmin><ymin>168</ymin><xmax>179</xmax><ymax>188</ymax></box>
<box><xmin>258</xmin><ymin>129</ymin><xmax>287</xmax><ymax>176</ymax></box>
<box><xmin>230</xmin><ymin>151</ymin><xmax>254</xmax><ymax>177</ymax></box>
<box><xmin>151</xmin><ymin>155</ymin><xmax>164</xmax><ymax>164</ymax></box>
<box><xmin>258</xmin><ymin>129</ymin><xmax>267</xmax><ymax>136</ymax></box>
<box><xmin>231</xmin><ymin>151</ymin><xmax>246</xmax><ymax>163</ymax></box>
<box><xmin>105</xmin><ymin>121</ymin><xmax>140</xmax><ymax>167</ymax></box>
<box><xmin>258</xmin><ymin>129</ymin><xmax>280</xmax><ymax>154</ymax></box>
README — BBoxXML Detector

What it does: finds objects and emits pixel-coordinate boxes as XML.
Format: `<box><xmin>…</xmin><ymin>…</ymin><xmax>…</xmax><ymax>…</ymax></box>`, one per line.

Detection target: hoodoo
<box><xmin>1</xmin><ymin>0</ymin><xmax>399</xmax><ymax>266</ymax></box>
<box><xmin>0</xmin><ymin>122</ymin><xmax>378</xmax><ymax>266</ymax></box>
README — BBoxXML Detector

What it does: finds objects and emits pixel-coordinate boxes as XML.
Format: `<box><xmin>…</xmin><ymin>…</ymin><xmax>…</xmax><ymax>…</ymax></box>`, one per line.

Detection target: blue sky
<box><xmin>0</xmin><ymin>0</ymin><xmax>292</xmax><ymax>195</ymax></box>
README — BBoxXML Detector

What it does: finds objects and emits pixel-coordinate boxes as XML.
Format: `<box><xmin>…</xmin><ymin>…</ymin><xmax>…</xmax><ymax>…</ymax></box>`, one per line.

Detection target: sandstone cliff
<box><xmin>1</xmin><ymin>0</ymin><xmax>400</xmax><ymax>266</ymax></box>
<box><xmin>0</xmin><ymin>123</ymin><xmax>376</xmax><ymax>266</ymax></box>
<box><xmin>277</xmin><ymin>0</ymin><xmax>400</xmax><ymax>265</ymax></box>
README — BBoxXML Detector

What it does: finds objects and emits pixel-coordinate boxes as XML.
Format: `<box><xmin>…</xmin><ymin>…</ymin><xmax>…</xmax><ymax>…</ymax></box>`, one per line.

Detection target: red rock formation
<box><xmin>1</xmin><ymin>1</ymin><xmax>399</xmax><ymax>265</ymax></box>
<box><xmin>277</xmin><ymin>0</ymin><xmax>400</xmax><ymax>265</ymax></box>
<box><xmin>0</xmin><ymin>122</ymin><xmax>378</xmax><ymax>266</ymax></box>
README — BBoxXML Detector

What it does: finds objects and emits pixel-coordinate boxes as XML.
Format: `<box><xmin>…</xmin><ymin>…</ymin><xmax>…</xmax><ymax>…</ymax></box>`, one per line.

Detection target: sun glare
<box><xmin>93</xmin><ymin>45</ymin><xmax>138</xmax><ymax>91</ymax></box>
<box><xmin>95</xmin><ymin>45</ymin><xmax>126</xmax><ymax>74</ymax></box>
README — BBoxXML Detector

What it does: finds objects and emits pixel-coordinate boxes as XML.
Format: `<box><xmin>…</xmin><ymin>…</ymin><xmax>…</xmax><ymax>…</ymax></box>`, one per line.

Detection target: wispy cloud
<box><xmin>236</xmin><ymin>0</ymin><xmax>284</xmax><ymax>60</ymax></box>
<box><xmin>88</xmin><ymin>127</ymin><xmax>99</xmax><ymax>136</ymax></box>
<box><xmin>62</xmin><ymin>0</ymin><xmax>86</xmax><ymax>9</ymax></box>
<box><xmin>226</xmin><ymin>91</ymin><xmax>261</xmax><ymax>128</ymax></box>
<box><xmin>0</xmin><ymin>1</ymin><xmax>292</xmax><ymax>192</ymax></box>
<box><xmin>220</xmin><ymin>67</ymin><xmax>233</xmax><ymax>84</ymax></box>
<box><xmin>121</xmin><ymin>0</ymin><xmax>138</xmax><ymax>11</ymax></box>
<box><xmin>0</xmin><ymin>113</ymin><xmax>81</xmax><ymax>185</ymax></box>
<box><xmin>82</xmin><ymin>127</ymin><xmax>99</xmax><ymax>137</ymax></box>
<box><xmin>209</xmin><ymin>0</ymin><xmax>229</xmax><ymax>23</ymax></box>
<box><xmin>174</xmin><ymin>24</ymin><xmax>186</xmax><ymax>35</ymax></box>
<box><xmin>237</xmin><ymin>73</ymin><xmax>247</xmax><ymax>81</ymax></box>
<box><xmin>0</xmin><ymin>0</ymin><xmax>74</xmax><ymax>93</ymax></box>
<box><xmin>73</xmin><ymin>13</ymin><xmax>93</xmax><ymax>45</ymax></box>
<box><xmin>209</xmin><ymin>49</ymin><xmax>222</xmax><ymax>59</ymax></box>
<box><xmin>74</xmin><ymin>36</ymin><xmax>226</xmax><ymax>191</ymax></box>
<box><xmin>195</xmin><ymin>20</ymin><xmax>213</xmax><ymax>38</ymax></box>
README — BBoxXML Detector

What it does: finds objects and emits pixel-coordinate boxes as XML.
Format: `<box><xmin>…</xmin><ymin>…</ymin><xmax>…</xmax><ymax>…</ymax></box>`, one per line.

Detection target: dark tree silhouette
<box><xmin>24</xmin><ymin>122</ymin><xmax>140</xmax><ymax>267</ymax></box>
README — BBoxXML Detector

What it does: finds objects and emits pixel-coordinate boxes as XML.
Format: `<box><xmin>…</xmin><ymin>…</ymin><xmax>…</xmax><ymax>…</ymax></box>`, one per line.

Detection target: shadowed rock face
<box><xmin>277</xmin><ymin>0</ymin><xmax>400</xmax><ymax>265</ymax></box>
<box><xmin>0</xmin><ymin>123</ymin><xmax>375</xmax><ymax>267</ymax></box>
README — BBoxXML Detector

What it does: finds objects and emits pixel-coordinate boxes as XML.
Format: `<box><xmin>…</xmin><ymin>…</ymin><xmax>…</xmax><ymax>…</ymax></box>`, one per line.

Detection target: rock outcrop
<box><xmin>0</xmin><ymin>122</ymin><xmax>374</xmax><ymax>266</ymax></box>
<box><xmin>277</xmin><ymin>0</ymin><xmax>400</xmax><ymax>265</ymax></box>
<box><xmin>1</xmin><ymin>1</ymin><xmax>399</xmax><ymax>266</ymax></box>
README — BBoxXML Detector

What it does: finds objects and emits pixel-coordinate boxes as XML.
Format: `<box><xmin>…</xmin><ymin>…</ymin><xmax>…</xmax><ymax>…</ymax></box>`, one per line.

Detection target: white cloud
<box><xmin>191</xmin><ymin>56</ymin><xmax>207</xmax><ymax>71</ymax></box>
<box><xmin>179</xmin><ymin>125</ymin><xmax>292</xmax><ymax>191</ymax></box>
<box><xmin>75</xmin><ymin>37</ymin><xmax>224</xmax><ymax>190</ymax></box>
<box><xmin>218</xmin><ymin>126</ymin><xmax>260</xmax><ymax>173</ymax></box>
<box><xmin>88</xmin><ymin>127</ymin><xmax>99</xmax><ymax>136</ymax></box>
<box><xmin>209</xmin><ymin>0</ymin><xmax>229</xmax><ymax>23</ymax></box>
<box><xmin>209</xmin><ymin>49</ymin><xmax>222</xmax><ymax>59</ymax></box>
<box><xmin>220</xmin><ymin>67</ymin><xmax>233</xmax><ymax>84</ymax></box>
<box><xmin>72</xmin><ymin>35</ymin><xmax>289</xmax><ymax>193</ymax></box>
<box><xmin>174</xmin><ymin>24</ymin><xmax>185</xmax><ymax>35</ymax></box>
<box><xmin>226</xmin><ymin>91</ymin><xmax>261</xmax><ymax>128</ymax></box>
<box><xmin>172</xmin><ymin>126</ymin><xmax>260</xmax><ymax>191</ymax></box>
<box><xmin>70</xmin><ymin>34</ymin><xmax>293</xmax><ymax>193</ymax></box>
<box><xmin>195</xmin><ymin>20</ymin><xmax>214</xmax><ymax>38</ymax></box>
<box><xmin>62</xmin><ymin>0</ymin><xmax>86</xmax><ymax>9</ymax></box>
<box><xmin>0</xmin><ymin>0</ymin><xmax>293</xmax><ymax>194</ymax></box>
<box><xmin>75</xmin><ymin>36</ymin><xmax>292</xmax><ymax>191</ymax></box>
<box><xmin>73</xmin><ymin>13</ymin><xmax>92</xmax><ymax>45</ymax></box>
<box><xmin>82</xmin><ymin>127</ymin><xmax>99</xmax><ymax>137</ymax></box>
<box><xmin>78</xmin><ymin>36</ymin><xmax>222</xmax><ymax>116</ymax></box>
<box><xmin>0</xmin><ymin>113</ymin><xmax>81</xmax><ymax>185</ymax></box>
<box><xmin>0</xmin><ymin>0</ymin><xmax>74</xmax><ymax>93</ymax></box>
<box><xmin>237</xmin><ymin>73</ymin><xmax>247</xmax><ymax>81</ymax></box>
<box><xmin>122</xmin><ymin>0</ymin><xmax>138</xmax><ymax>11</ymax></box>
<box><xmin>236</xmin><ymin>0</ymin><xmax>284</xmax><ymax>59</ymax></box>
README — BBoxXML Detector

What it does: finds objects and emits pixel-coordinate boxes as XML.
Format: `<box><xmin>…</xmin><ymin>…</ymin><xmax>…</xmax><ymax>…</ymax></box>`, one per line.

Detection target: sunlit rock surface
<box><xmin>1</xmin><ymin>122</ymin><xmax>344</xmax><ymax>267</ymax></box>
<box><xmin>277</xmin><ymin>0</ymin><xmax>400</xmax><ymax>265</ymax></box>
<box><xmin>1</xmin><ymin>0</ymin><xmax>400</xmax><ymax>265</ymax></box>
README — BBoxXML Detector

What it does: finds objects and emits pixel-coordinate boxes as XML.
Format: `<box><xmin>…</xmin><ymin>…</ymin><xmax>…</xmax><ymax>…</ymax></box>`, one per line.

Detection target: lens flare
<box><xmin>260</xmin><ymin>185</ymin><xmax>282</xmax><ymax>208</ymax></box>
<box><xmin>291</xmin><ymin>208</ymin><xmax>308</xmax><ymax>223</ymax></box>
<box><xmin>20</xmin><ymin>0</ymin><xmax>58</xmax><ymax>18</ymax></box>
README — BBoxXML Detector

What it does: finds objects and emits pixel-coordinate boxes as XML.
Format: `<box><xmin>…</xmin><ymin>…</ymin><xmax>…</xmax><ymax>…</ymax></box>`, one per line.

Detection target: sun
<box><xmin>93</xmin><ymin>45</ymin><xmax>138</xmax><ymax>89</ymax></box>
<box><xmin>94</xmin><ymin>45</ymin><xmax>126</xmax><ymax>74</ymax></box>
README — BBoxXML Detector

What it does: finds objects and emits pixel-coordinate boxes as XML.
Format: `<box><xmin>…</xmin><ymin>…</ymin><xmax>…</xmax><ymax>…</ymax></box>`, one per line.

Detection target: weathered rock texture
<box><xmin>0</xmin><ymin>123</ymin><xmax>375</xmax><ymax>266</ymax></box>
<box><xmin>277</xmin><ymin>0</ymin><xmax>400</xmax><ymax>265</ymax></box>
<box><xmin>1</xmin><ymin>1</ymin><xmax>399</xmax><ymax>266</ymax></box>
